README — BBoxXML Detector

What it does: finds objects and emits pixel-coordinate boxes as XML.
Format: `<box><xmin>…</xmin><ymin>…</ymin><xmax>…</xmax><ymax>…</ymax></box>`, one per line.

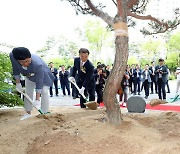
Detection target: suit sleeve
<box><xmin>9</xmin><ymin>52</ymin><xmax>21</xmax><ymax>80</ymax></box>
<box><xmin>71</xmin><ymin>59</ymin><xmax>77</xmax><ymax>78</ymax></box>
<box><xmin>82</xmin><ymin>64</ymin><xmax>94</xmax><ymax>88</ymax></box>
<box><xmin>34</xmin><ymin>64</ymin><xmax>44</xmax><ymax>93</ymax></box>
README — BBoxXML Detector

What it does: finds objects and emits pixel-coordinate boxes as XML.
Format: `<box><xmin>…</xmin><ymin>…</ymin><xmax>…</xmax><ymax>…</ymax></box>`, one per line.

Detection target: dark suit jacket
<box><xmin>50</xmin><ymin>68</ymin><xmax>58</xmax><ymax>80</ymax></box>
<box><xmin>71</xmin><ymin>57</ymin><xmax>95</xmax><ymax>89</ymax></box>
<box><xmin>155</xmin><ymin>65</ymin><xmax>168</xmax><ymax>83</ymax></box>
<box><xmin>149</xmin><ymin>66</ymin><xmax>156</xmax><ymax>81</ymax></box>
<box><xmin>59</xmin><ymin>71</ymin><xmax>69</xmax><ymax>84</ymax></box>
<box><xmin>133</xmin><ymin>69</ymin><xmax>142</xmax><ymax>81</ymax></box>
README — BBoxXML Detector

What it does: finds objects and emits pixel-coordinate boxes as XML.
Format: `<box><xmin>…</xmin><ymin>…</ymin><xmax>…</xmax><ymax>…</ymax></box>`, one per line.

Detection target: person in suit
<box><xmin>155</xmin><ymin>58</ymin><xmax>168</xmax><ymax>100</ymax></box>
<box><xmin>141</xmin><ymin>64</ymin><xmax>152</xmax><ymax>99</ymax></box>
<box><xmin>59</xmin><ymin>65</ymin><xmax>71</xmax><ymax>96</ymax></box>
<box><xmin>94</xmin><ymin>64</ymin><xmax>106</xmax><ymax>104</ymax></box>
<box><xmin>149</xmin><ymin>61</ymin><xmax>158</xmax><ymax>94</ymax></box>
<box><xmin>10</xmin><ymin>47</ymin><xmax>54</xmax><ymax>120</ymax></box>
<box><xmin>133</xmin><ymin>64</ymin><xmax>142</xmax><ymax>95</ymax></box>
<box><xmin>129</xmin><ymin>64</ymin><xmax>135</xmax><ymax>94</ymax></box>
<box><xmin>71</xmin><ymin>48</ymin><xmax>95</xmax><ymax>108</ymax></box>
<box><xmin>49</xmin><ymin>62</ymin><xmax>59</xmax><ymax>97</ymax></box>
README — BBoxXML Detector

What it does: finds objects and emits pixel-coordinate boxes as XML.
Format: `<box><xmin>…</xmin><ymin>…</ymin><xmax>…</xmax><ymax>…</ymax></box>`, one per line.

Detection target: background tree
<box><xmin>63</xmin><ymin>0</ymin><xmax>180</xmax><ymax>125</ymax></box>
<box><xmin>75</xmin><ymin>20</ymin><xmax>114</xmax><ymax>63</ymax></box>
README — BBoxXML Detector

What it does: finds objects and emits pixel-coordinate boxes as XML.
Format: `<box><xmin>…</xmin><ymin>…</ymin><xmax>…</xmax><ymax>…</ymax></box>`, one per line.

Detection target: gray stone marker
<box><xmin>127</xmin><ymin>96</ymin><xmax>146</xmax><ymax>113</ymax></box>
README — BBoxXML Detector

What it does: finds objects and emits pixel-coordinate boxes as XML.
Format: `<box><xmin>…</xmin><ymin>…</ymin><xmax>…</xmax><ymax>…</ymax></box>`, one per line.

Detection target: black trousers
<box><xmin>143</xmin><ymin>80</ymin><xmax>150</xmax><ymax>97</ymax></box>
<box><xmin>129</xmin><ymin>77</ymin><xmax>134</xmax><ymax>93</ymax></box>
<box><xmin>166</xmin><ymin>80</ymin><xmax>170</xmax><ymax>93</ymax></box>
<box><xmin>78</xmin><ymin>82</ymin><xmax>95</xmax><ymax>108</ymax></box>
<box><xmin>134</xmin><ymin>78</ymin><xmax>141</xmax><ymax>94</ymax></box>
<box><xmin>50</xmin><ymin>79</ymin><xmax>58</xmax><ymax>96</ymax></box>
<box><xmin>71</xmin><ymin>84</ymin><xmax>78</xmax><ymax>98</ymax></box>
<box><xmin>151</xmin><ymin>76</ymin><xmax>158</xmax><ymax>93</ymax></box>
<box><xmin>95</xmin><ymin>84</ymin><xmax>103</xmax><ymax>104</ymax></box>
<box><xmin>157</xmin><ymin>78</ymin><xmax>166</xmax><ymax>100</ymax></box>
<box><xmin>61</xmin><ymin>82</ymin><xmax>70</xmax><ymax>95</ymax></box>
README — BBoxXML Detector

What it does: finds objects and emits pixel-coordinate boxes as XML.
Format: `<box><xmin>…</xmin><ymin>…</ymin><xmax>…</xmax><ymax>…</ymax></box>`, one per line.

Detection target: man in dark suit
<box><xmin>133</xmin><ymin>64</ymin><xmax>142</xmax><ymax>95</ymax></box>
<box><xmin>49</xmin><ymin>62</ymin><xmax>59</xmax><ymax>97</ymax></box>
<box><xmin>59</xmin><ymin>65</ymin><xmax>71</xmax><ymax>96</ymax></box>
<box><xmin>129</xmin><ymin>64</ymin><xmax>135</xmax><ymax>94</ymax></box>
<box><xmin>155</xmin><ymin>58</ymin><xmax>168</xmax><ymax>101</ymax></box>
<box><xmin>71</xmin><ymin>48</ymin><xmax>95</xmax><ymax>108</ymax></box>
<box><xmin>149</xmin><ymin>61</ymin><xmax>158</xmax><ymax>94</ymax></box>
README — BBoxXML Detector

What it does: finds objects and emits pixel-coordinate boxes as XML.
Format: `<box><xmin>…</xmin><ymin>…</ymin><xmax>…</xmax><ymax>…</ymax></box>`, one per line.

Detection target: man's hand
<box><xmin>16</xmin><ymin>83</ymin><xmax>24</xmax><ymax>92</ymax></box>
<box><xmin>79</xmin><ymin>87</ymin><xmax>85</xmax><ymax>95</ymax></box>
<box><xmin>68</xmin><ymin>77</ymin><xmax>76</xmax><ymax>83</ymax></box>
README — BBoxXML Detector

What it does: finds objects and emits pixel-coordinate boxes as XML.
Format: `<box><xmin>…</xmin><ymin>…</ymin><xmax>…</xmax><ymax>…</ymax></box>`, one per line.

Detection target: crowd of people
<box><xmin>10</xmin><ymin>47</ymin><xmax>180</xmax><ymax>119</ymax></box>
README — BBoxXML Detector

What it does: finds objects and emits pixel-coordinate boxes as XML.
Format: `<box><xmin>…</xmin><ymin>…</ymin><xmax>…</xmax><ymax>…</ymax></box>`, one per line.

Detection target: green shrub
<box><xmin>0</xmin><ymin>92</ymin><xmax>24</xmax><ymax>108</ymax></box>
<box><xmin>0</xmin><ymin>51</ymin><xmax>24</xmax><ymax>108</ymax></box>
<box><xmin>169</xmin><ymin>75</ymin><xmax>176</xmax><ymax>80</ymax></box>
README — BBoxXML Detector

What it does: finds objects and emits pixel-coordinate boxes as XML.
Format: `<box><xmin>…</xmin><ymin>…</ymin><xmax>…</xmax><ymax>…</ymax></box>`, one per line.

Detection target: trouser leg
<box><xmin>162</xmin><ymin>82</ymin><xmax>166</xmax><ymax>99</ymax></box>
<box><xmin>41</xmin><ymin>86</ymin><xmax>50</xmax><ymax>113</ymax></box>
<box><xmin>24</xmin><ymin>78</ymin><xmax>35</xmax><ymax>112</ymax></box>
<box><xmin>158</xmin><ymin>79</ymin><xmax>162</xmax><ymax>99</ymax></box>
<box><xmin>49</xmin><ymin>86</ymin><xmax>53</xmax><ymax>96</ymax></box>
<box><xmin>166</xmin><ymin>80</ymin><xmax>170</xmax><ymax>92</ymax></box>
<box><xmin>61</xmin><ymin>83</ymin><xmax>66</xmax><ymax>95</ymax></box>
<box><xmin>54</xmin><ymin>80</ymin><xmax>58</xmax><ymax>95</ymax></box>
<box><xmin>176</xmin><ymin>80</ymin><xmax>180</xmax><ymax>93</ymax></box>
<box><xmin>96</xmin><ymin>85</ymin><xmax>103</xmax><ymax>104</ymax></box>
<box><xmin>65</xmin><ymin>82</ymin><xmax>70</xmax><ymax>95</ymax></box>
<box><xmin>123</xmin><ymin>87</ymin><xmax>128</xmax><ymax>102</ymax></box>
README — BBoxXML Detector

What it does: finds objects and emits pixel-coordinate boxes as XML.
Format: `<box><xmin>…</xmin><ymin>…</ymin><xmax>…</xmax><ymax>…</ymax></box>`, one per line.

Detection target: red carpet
<box><xmin>74</xmin><ymin>103</ymin><xmax>180</xmax><ymax>112</ymax></box>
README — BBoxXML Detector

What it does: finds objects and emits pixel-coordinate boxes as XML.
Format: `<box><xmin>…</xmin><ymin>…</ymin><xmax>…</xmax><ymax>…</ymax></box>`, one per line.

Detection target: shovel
<box><xmin>68</xmin><ymin>77</ymin><xmax>98</xmax><ymax>110</ymax></box>
<box><xmin>16</xmin><ymin>88</ymin><xmax>44</xmax><ymax>115</ymax></box>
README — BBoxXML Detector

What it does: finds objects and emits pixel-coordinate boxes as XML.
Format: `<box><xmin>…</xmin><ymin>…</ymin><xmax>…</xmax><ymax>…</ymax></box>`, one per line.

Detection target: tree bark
<box><xmin>103</xmin><ymin>0</ymin><xmax>128</xmax><ymax>125</ymax></box>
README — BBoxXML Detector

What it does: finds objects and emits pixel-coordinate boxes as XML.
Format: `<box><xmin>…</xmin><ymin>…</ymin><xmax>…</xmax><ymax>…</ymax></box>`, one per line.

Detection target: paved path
<box><xmin>49</xmin><ymin>80</ymin><xmax>180</xmax><ymax>107</ymax></box>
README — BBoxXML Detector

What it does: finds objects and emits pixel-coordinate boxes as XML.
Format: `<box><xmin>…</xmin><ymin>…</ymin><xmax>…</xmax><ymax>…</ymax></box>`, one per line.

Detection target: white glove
<box><xmin>68</xmin><ymin>77</ymin><xmax>76</xmax><ymax>83</ymax></box>
<box><xmin>79</xmin><ymin>87</ymin><xmax>85</xmax><ymax>95</ymax></box>
<box><xmin>16</xmin><ymin>83</ymin><xmax>24</xmax><ymax>92</ymax></box>
<box><xmin>33</xmin><ymin>100</ymin><xmax>41</xmax><ymax>109</ymax></box>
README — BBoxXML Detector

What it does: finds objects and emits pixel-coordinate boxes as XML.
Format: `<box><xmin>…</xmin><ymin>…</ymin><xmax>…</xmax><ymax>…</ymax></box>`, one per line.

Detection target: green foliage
<box><xmin>165</xmin><ymin>51</ymin><xmax>179</xmax><ymax>72</ymax></box>
<box><xmin>0</xmin><ymin>52</ymin><xmax>13</xmax><ymax>91</ymax></box>
<box><xmin>167</xmin><ymin>32</ymin><xmax>180</xmax><ymax>51</ymax></box>
<box><xmin>128</xmin><ymin>56</ymin><xmax>139</xmax><ymax>65</ymax></box>
<box><xmin>48</xmin><ymin>57</ymin><xmax>74</xmax><ymax>69</ymax></box>
<box><xmin>141</xmin><ymin>40</ymin><xmax>162</xmax><ymax>60</ymax></box>
<box><xmin>0</xmin><ymin>92</ymin><xmax>24</xmax><ymax>108</ymax></box>
<box><xmin>0</xmin><ymin>52</ymin><xmax>24</xmax><ymax>108</ymax></box>
<box><xmin>169</xmin><ymin>75</ymin><xmax>176</xmax><ymax>80</ymax></box>
<box><xmin>139</xmin><ymin>58</ymin><xmax>151</xmax><ymax>68</ymax></box>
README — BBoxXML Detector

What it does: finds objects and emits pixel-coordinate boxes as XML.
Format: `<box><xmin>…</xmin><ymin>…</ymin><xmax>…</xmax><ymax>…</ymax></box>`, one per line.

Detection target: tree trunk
<box><xmin>103</xmin><ymin>0</ymin><xmax>128</xmax><ymax>125</ymax></box>
<box><xmin>103</xmin><ymin>36</ymin><xmax>129</xmax><ymax>125</ymax></box>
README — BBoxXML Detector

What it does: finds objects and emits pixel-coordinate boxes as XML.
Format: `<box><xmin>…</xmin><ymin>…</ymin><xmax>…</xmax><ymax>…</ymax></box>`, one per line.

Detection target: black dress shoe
<box><xmin>145</xmin><ymin>96</ymin><xmax>148</xmax><ymax>99</ymax></box>
<box><xmin>138</xmin><ymin>93</ymin><xmax>140</xmax><ymax>95</ymax></box>
<box><xmin>150</xmin><ymin>92</ymin><xmax>153</xmax><ymax>94</ymax></box>
<box><xmin>50</xmin><ymin>95</ymin><xmax>53</xmax><ymax>97</ymax></box>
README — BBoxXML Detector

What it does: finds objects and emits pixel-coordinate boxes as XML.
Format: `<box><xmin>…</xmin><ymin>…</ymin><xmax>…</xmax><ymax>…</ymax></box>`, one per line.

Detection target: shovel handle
<box><xmin>69</xmin><ymin>77</ymin><xmax>87</xmax><ymax>100</ymax></box>
<box><xmin>16</xmin><ymin>88</ymin><xmax>44</xmax><ymax>114</ymax></box>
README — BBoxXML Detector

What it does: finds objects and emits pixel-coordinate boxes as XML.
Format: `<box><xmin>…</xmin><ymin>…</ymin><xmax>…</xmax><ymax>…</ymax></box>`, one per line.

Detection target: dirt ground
<box><xmin>0</xmin><ymin>107</ymin><xmax>180</xmax><ymax>154</ymax></box>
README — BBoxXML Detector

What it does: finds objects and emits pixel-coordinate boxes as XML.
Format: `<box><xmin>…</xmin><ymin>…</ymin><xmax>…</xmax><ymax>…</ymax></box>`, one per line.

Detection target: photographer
<box><xmin>155</xmin><ymin>58</ymin><xmax>168</xmax><ymax>101</ymax></box>
<box><xmin>94</xmin><ymin>64</ymin><xmax>106</xmax><ymax>104</ymax></box>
